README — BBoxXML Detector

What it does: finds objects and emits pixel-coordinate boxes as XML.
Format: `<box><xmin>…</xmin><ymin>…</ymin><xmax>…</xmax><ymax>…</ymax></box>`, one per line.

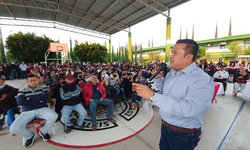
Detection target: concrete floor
<box><xmin>0</xmin><ymin>80</ymin><xmax>250</xmax><ymax>150</ymax></box>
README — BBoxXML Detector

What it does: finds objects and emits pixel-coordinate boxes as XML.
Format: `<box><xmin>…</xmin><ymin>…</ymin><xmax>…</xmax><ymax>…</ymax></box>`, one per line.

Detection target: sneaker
<box><xmin>107</xmin><ymin>118</ymin><xmax>116</xmax><ymax>124</ymax></box>
<box><xmin>64</xmin><ymin>126</ymin><xmax>72</xmax><ymax>134</ymax></box>
<box><xmin>91</xmin><ymin>125</ymin><xmax>97</xmax><ymax>131</ymax></box>
<box><xmin>38</xmin><ymin>131</ymin><xmax>51</xmax><ymax>142</ymax></box>
<box><xmin>25</xmin><ymin>133</ymin><xmax>35</xmax><ymax>148</ymax></box>
<box><xmin>78</xmin><ymin>123</ymin><xmax>85</xmax><ymax>129</ymax></box>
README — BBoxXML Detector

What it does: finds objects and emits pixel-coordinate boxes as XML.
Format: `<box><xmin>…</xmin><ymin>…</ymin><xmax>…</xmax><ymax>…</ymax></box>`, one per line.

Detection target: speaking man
<box><xmin>134</xmin><ymin>39</ymin><xmax>214</xmax><ymax>150</ymax></box>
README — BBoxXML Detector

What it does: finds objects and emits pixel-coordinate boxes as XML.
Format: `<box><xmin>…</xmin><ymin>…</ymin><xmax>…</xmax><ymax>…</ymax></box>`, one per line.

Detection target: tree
<box><xmin>73</xmin><ymin>42</ymin><xmax>108</xmax><ymax>63</ymax></box>
<box><xmin>197</xmin><ymin>46</ymin><xmax>206</xmax><ymax>59</ymax></box>
<box><xmin>229</xmin><ymin>41</ymin><xmax>242</xmax><ymax>57</ymax></box>
<box><xmin>5</xmin><ymin>32</ymin><xmax>53</xmax><ymax>63</ymax></box>
<box><xmin>245</xmin><ymin>47</ymin><xmax>250</xmax><ymax>55</ymax></box>
<box><xmin>148</xmin><ymin>51</ymin><xmax>161</xmax><ymax>62</ymax></box>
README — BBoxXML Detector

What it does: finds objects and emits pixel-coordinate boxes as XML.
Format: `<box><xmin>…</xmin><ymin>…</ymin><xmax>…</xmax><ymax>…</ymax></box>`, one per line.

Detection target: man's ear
<box><xmin>185</xmin><ymin>53</ymin><xmax>194</xmax><ymax>62</ymax></box>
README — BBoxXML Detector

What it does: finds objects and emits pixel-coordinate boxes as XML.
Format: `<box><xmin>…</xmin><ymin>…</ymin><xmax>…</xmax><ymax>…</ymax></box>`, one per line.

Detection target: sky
<box><xmin>1</xmin><ymin>0</ymin><xmax>250</xmax><ymax>52</ymax></box>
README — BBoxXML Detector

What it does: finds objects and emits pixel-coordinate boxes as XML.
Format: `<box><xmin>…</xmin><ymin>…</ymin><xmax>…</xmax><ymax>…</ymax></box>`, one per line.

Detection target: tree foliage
<box><xmin>73</xmin><ymin>42</ymin><xmax>108</xmax><ymax>63</ymax></box>
<box><xmin>5</xmin><ymin>32</ymin><xmax>52</xmax><ymax>63</ymax></box>
<box><xmin>229</xmin><ymin>41</ymin><xmax>242</xmax><ymax>57</ymax></box>
<box><xmin>197</xmin><ymin>46</ymin><xmax>206</xmax><ymax>59</ymax></box>
<box><xmin>245</xmin><ymin>47</ymin><xmax>250</xmax><ymax>55</ymax></box>
<box><xmin>147</xmin><ymin>51</ymin><xmax>161</xmax><ymax>63</ymax></box>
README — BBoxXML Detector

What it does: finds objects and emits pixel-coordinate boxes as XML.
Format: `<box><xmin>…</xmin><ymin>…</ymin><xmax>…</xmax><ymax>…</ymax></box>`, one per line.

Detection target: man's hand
<box><xmin>133</xmin><ymin>83</ymin><xmax>155</xmax><ymax>100</ymax></box>
<box><xmin>100</xmin><ymin>97</ymin><xmax>104</xmax><ymax>101</ymax></box>
<box><xmin>90</xmin><ymin>98</ymin><xmax>94</xmax><ymax>102</ymax></box>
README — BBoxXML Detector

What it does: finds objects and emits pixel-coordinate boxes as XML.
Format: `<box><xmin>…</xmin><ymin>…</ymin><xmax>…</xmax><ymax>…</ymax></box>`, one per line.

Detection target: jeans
<box><xmin>159</xmin><ymin>124</ymin><xmax>201</xmax><ymax>150</ymax></box>
<box><xmin>61</xmin><ymin>103</ymin><xmax>87</xmax><ymax>127</ymax></box>
<box><xmin>20</xmin><ymin>71</ymin><xmax>27</xmax><ymax>79</ymax></box>
<box><xmin>131</xmin><ymin>92</ymin><xmax>137</xmax><ymax>103</ymax></box>
<box><xmin>7</xmin><ymin>108</ymin><xmax>15</xmax><ymax>128</ymax></box>
<box><xmin>110</xmin><ymin>86</ymin><xmax>126</xmax><ymax>100</ymax></box>
<box><xmin>10</xmin><ymin>107</ymin><xmax>57</xmax><ymax>140</ymax></box>
<box><xmin>89</xmin><ymin>98</ymin><xmax>113</xmax><ymax>125</ymax></box>
<box><xmin>0</xmin><ymin>114</ymin><xmax>4</xmax><ymax>126</ymax></box>
<box><xmin>0</xmin><ymin>108</ymin><xmax>15</xmax><ymax>128</ymax></box>
<box><xmin>10</xmin><ymin>70</ymin><xmax>18</xmax><ymax>80</ymax></box>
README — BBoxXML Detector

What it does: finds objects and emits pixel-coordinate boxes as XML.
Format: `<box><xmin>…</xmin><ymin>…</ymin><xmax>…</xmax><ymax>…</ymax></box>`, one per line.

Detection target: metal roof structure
<box><xmin>0</xmin><ymin>0</ymin><xmax>190</xmax><ymax>37</ymax></box>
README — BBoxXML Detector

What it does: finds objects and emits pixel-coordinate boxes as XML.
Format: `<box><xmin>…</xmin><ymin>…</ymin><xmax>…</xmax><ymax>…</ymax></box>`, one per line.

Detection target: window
<box><xmin>219</xmin><ymin>43</ymin><xmax>226</xmax><ymax>49</ymax></box>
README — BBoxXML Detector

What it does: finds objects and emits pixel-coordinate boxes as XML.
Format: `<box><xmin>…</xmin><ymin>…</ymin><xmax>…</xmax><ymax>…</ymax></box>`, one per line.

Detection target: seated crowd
<box><xmin>198</xmin><ymin>59</ymin><xmax>250</xmax><ymax>96</ymax></box>
<box><xmin>0</xmin><ymin>61</ymin><xmax>159</xmax><ymax>148</ymax></box>
<box><xmin>0</xmin><ymin>59</ymin><xmax>249</xmax><ymax>148</ymax></box>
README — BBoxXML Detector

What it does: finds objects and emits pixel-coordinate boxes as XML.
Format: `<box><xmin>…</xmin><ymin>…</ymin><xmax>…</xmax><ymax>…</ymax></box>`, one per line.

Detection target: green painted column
<box><xmin>109</xmin><ymin>35</ymin><xmax>112</xmax><ymax>62</ymax></box>
<box><xmin>128</xmin><ymin>29</ymin><xmax>132</xmax><ymax>62</ymax></box>
<box><xmin>135</xmin><ymin>44</ymin><xmax>137</xmax><ymax>63</ymax></box>
<box><xmin>165</xmin><ymin>17</ymin><xmax>171</xmax><ymax>63</ymax></box>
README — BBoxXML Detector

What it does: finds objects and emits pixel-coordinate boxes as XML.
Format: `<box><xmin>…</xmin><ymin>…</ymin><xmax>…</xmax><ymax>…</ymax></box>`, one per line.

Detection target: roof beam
<box><xmin>0</xmin><ymin>0</ymin><xmax>129</xmax><ymax>32</ymax></box>
<box><xmin>21</xmin><ymin>0</ymin><xmax>29</xmax><ymax>18</ymax></box>
<box><xmin>0</xmin><ymin>0</ymin><xmax>128</xmax><ymax>32</ymax></box>
<box><xmin>58</xmin><ymin>2</ymin><xmax>128</xmax><ymax>32</ymax></box>
<box><xmin>167</xmin><ymin>0</ymin><xmax>190</xmax><ymax>8</ymax></box>
<box><xmin>93</xmin><ymin>1</ymin><xmax>136</xmax><ymax>31</ymax></box>
<box><xmin>0</xmin><ymin>17</ymin><xmax>109</xmax><ymax>39</ymax></box>
<box><xmin>53</xmin><ymin>0</ymin><xmax>60</xmax><ymax>22</ymax></box>
<box><xmin>150</xmin><ymin>0</ymin><xmax>169</xmax><ymax>11</ymax></box>
<box><xmin>75</xmin><ymin>0</ymin><xmax>99</xmax><ymax>26</ymax></box>
<box><xmin>100</xmin><ymin>6</ymin><xmax>148</xmax><ymax>33</ymax></box>
<box><xmin>101</xmin><ymin>0</ymin><xmax>171</xmax><ymax>33</ymax></box>
<box><xmin>85</xmin><ymin>0</ymin><xmax>119</xmax><ymax>28</ymax></box>
<box><xmin>66</xmin><ymin>0</ymin><xmax>80</xmax><ymax>24</ymax></box>
<box><xmin>4</xmin><ymin>5</ymin><xmax>15</xmax><ymax>19</ymax></box>
<box><xmin>136</xmin><ymin>0</ymin><xmax>169</xmax><ymax>18</ymax></box>
<box><xmin>0</xmin><ymin>0</ymin><xmax>58</xmax><ymax>12</ymax></box>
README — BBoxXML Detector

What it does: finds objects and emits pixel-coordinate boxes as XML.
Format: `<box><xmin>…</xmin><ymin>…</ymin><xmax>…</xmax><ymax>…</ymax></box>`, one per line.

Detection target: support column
<box><xmin>165</xmin><ymin>16</ymin><xmax>171</xmax><ymax>63</ymax></box>
<box><xmin>0</xmin><ymin>26</ymin><xmax>6</xmax><ymax>63</ymax></box>
<box><xmin>135</xmin><ymin>43</ymin><xmax>137</xmax><ymax>63</ymax></box>
<box><xmin>128</xmin><ymin>28</ymin><xmax>132</xmax><ymax>62</ymax></box>
<box><xmin>69</xmin><ymin>37</ymin><xmax>72</xmax><ymax>63</ymax></box>
<box><xmin>109</xmin><ymin>35</ymin><xmax>112</xmax><ymax>62</ymax></box>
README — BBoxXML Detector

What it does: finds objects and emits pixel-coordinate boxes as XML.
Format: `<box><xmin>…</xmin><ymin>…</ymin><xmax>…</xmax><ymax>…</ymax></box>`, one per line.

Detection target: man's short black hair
<box><xmin>176</xmin><ymin>39</ymin><xmax>199</xmax><ymax>62</ymax></box>
<box><xmin>27</xmin><ymin>73</ymin><xmax>38</xmax><ymax>79</ymax></box>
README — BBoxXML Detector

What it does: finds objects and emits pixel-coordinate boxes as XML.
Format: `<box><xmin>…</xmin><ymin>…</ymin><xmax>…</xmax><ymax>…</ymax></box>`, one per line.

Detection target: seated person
<box><xmin>10</xmin><ymin>74</ymin><xmax>58</xmax><ymax>148</ymax></box>
<box><xmin>60</xmin><ymin>74</ymin><xmax>87</xmax><ymax>133</ymax></box>
<box><xmin>51</xmin><ymin>74</ymin><xmax>66</xmax><ymax>121</ymax></box>
<box><xmin>108</xmin><ymin>71</ymin><xmax>126</xmax><ymax>100</ymax></box>
<box><xmin>233</xmin><ymin>67</ymin><xmax>249</xmax><ymax>96</ymax></box>
<box><xmin>213</xmin><ymin>66</ymin><xmax>229</xmax><ymax>95</ymax></box>
<box><xmin>0</xmin><ymin>76</ymin><xmax>19</xmax><ymax>130</ymax></box>
<box><xmin>82</xmin><ymin>74</ymin><xmax>116</xmax><ymax>131</ymax></box>
<box><xmin>121</xmin><ymin>72</ymin><xmax>137</xmax><ymax>109</ymax></box>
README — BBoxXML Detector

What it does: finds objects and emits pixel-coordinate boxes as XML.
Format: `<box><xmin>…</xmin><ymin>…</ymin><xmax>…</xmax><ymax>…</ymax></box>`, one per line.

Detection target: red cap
<box><xmin>65</xmin><ymin>74</ymin><xmax>76</xmax><ymax>81</ymax></box>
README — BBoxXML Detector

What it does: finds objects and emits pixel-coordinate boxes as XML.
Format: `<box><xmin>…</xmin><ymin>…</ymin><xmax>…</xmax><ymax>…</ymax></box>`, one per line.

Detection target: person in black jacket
<box><xmin>51</xmin><ymin>74</ymin><xmax>66</xmax><ymax>122</ymax></box>
<box><xmin>0</xmin><ymin>77</ymin><xmax>19</xmax><ymax>130</ymax></box>
<box><xmin>60</xmin><ymin>74</ymin><xmax>87</xmax><ymax>133</ymax></box>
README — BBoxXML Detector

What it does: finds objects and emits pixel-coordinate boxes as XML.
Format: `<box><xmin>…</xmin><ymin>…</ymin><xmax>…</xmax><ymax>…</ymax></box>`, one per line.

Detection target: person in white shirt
<box><xmin>213</xmin><ymin>66</ymin><xmax>229</xmax><ymax>96</ymax></box>
<box><xmin>19</xmin><ymin>61</ymin><xmax>28</xmax><ymax>79</ymax></box>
